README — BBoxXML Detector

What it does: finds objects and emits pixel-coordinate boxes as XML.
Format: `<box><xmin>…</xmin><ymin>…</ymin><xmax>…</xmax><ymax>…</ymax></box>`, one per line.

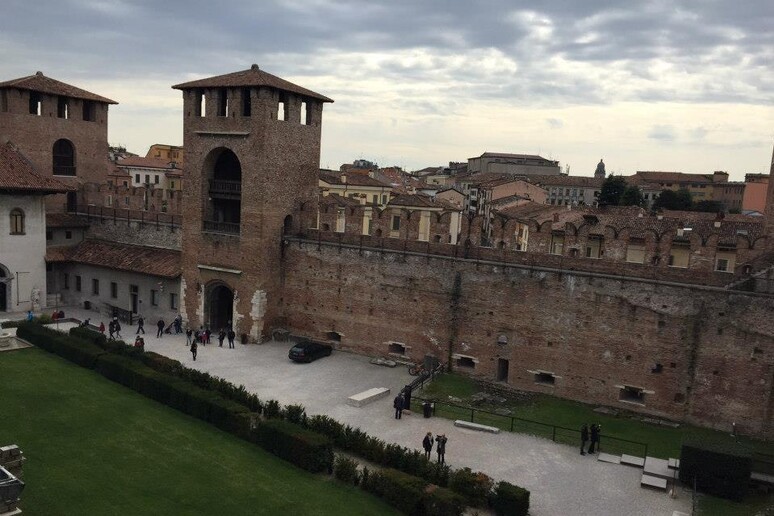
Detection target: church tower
<box><xmin>594</xmin><ymin>158</ymin><xmax>606</xmax><ymax>179</ymax></box>
<box><xmin>172</xmin><ymin>65</ymin><xmax>333</xmax><ymax>340</ymax></box>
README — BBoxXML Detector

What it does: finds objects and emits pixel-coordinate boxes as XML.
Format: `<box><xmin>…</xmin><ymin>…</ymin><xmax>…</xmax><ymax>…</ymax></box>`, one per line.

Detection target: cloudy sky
<box><xmin>2</xmin><ymin>0</ymin><xmax>772</xmax><ymax>178</ymax></box>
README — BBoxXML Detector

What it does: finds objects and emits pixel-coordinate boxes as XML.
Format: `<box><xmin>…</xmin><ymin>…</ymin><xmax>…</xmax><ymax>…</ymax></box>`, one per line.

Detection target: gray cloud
<box><xmin>648</xmin><ymin>125</ymin><xmax>677</xmax><ymax>142</ymax></box>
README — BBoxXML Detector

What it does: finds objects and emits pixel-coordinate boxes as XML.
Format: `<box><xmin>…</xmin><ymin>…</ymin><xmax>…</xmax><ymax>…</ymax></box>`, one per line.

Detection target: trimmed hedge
<box><xmin>18</xmin><ymin>322</ymin><xmax>105</xmax><ymax>368</ymax></box>
<box><xmin>252</xmin><ymin>419</ymin><xmax>333</xmax><ymax>473</ymax></box>
<box><xmin>362</xmin><ymin>468</ymin><xmax>464</xmax><ymax>516</ymax></box>
<box><xmin>679</xmin><ymin>439</ymin><xmax>752</xmax><ymax>502</ymax></box>
<box><xmin>448</xmin><ymin>467</ymin><xmax>493</xmax><ymax>507</ymax></box>
<box><xmin>490</xmin><ymin>481</ymin><xmax>530</xmax><ymax>516</ymax></box>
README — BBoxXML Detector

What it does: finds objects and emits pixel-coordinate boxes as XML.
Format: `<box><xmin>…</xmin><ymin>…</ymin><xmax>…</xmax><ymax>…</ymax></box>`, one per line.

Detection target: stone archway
<box><xmin>204</xmin><ymin>282</ymin><xmax>234</xmax><ymax>331</ymax></box>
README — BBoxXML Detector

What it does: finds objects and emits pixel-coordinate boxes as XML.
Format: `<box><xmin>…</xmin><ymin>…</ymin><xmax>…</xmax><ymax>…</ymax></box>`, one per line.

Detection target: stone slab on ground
<box><xmin>751</xmin><ymin>471</ymin><xmax>774</xmax><ymax>485</ymax></box>
<box><xmin>0</xmin><ymin>508</ymin><xmax>22</xmax><ymax>516</ymax></box>
<box><xmin>597</xmin><ymin>452</ymin><xmax>621</xmax><ymax>464</ymax></box>
<box><xmin>668</xmin><ymin>458</ymin><xmax>680</xmax><ymax>470</ymax></box>
<box><xmin>347</xmin><ymin>387</ymin><xmax>390</xmax><ymax>407</ymax></box>
<box><xmin>672</xmin><ymin>511</ymin><xmax>690</xmax><ymax>516</ymax></box>
<box><xmin>641</xmin><ymin>473</ymin><xmax>668</xmax><ymax>491</ymax></box>
<box><xmin>644</xmin><ymin>457</ymin><xmax>672</xmax><ymax>479</ymax></box>
<box><xmin>454</xmin><ymin>420</ymin><xmax>500</xmax><ymax>434</ymax></box>
<box><xmin>621</xmin><ymin>454</ymin><xmax>645</xmax><ymax>467</ymax></box>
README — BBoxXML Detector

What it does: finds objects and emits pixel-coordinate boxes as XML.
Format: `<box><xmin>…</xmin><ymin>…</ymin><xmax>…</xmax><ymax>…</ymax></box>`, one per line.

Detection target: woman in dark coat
<box><xmin>190</xmin><ymin>339</ymin><xmax>198</xmax><ymax>361</ymax></box>
<box><xmin>422</xmin><ymin>432</ymin><xmax>434</xmax><ymax>459</ymax></box>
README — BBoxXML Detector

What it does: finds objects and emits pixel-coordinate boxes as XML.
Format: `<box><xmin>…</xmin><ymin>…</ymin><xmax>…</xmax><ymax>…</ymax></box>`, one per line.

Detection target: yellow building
<box><xmin>319</xmin><ymin>170</ymin><xmax>392</xmax><ymax>207</ymax></box>
<box><xmin>146</xmin><ymin>144</ymin><xmax>184</xmax><ymax>167</ymax></box>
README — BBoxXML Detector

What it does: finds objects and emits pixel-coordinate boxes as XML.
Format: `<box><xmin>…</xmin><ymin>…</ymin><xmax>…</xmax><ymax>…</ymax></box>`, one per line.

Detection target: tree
<box><xmin>693</xmin><ymin>200</ymin><xmax>723</xmax><ymax>213</ymax></box>
<box><xmin>653</xmin><ymin>188</ymin><xmax>693</xmax><ymax>211</ymax></box>
<box><xmin>620</xmin><ymin>186</ymin><xmax>645</xmax><ymax>207</ymax></box>
<box><xmin>598</xmin><ymin>176</ymin><xmax>627</xmax><ymax>206</ymax></box>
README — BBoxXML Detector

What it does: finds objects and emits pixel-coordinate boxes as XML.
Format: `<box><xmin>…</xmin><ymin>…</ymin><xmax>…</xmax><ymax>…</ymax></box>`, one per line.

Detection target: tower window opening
<box><xmin>29</xmin><ymin>92</ymin><xmax>42</xmax><ymax>115</ymax></box>
<box><xmin>196</xmin><ymin>89</ymin><xmax>206</xmax><ymax>117</ymax></box>
<box><xmin>217</xmin><ymin>88</ymin><xmax>228</xmax><ymax>117</ymax></box>
<box><xmin>241</xmin><ymin>88</ymin><xmax>251</xmax><ymax>116</ymax></box>
<box><xmin>278</xmin><ymin>93</ymin><xmax>287</xmax><ymax>121</ymax></box>
<box><xmin>300</xmin><ymin>101</ymin><xmax>308</xmax><ymax>125</ymax></box>
<box><xmin>57</xmin><ymin>97</ymin><xmax>69</xmax><ymax>119</ymax></box>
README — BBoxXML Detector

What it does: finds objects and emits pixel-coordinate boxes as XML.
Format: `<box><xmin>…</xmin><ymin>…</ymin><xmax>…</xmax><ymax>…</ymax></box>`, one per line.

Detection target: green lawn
<box><xmin>0</xmin><ymin>348</ymin><xmax>397</xmax><ymax>516</ymax></box>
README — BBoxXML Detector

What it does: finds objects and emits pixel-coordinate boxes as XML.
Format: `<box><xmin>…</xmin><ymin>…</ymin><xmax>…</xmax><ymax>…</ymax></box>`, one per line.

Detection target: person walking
<box><xmin>580</xmin><ymin>424</ymin><xmax>589</xmax><ymax>455</ymax></box>
<box><xmin>190</xmin><ymin>339</ymin><xmax>198</xmax><ymax>361</ymax></box>
<box><xmin>174</xmin><ymin>314</ymin><xmax>183</xmax><ymax>334</ymax></box>
<box><xmin>108</xmin><ymin>320</ymin><xmax>115</xmax><ymax>340</ymax></box>
<box><xmin>156</xmin><ymin>318</ymin><xmax>165</xmax><ymax>338</ymax></box>
<box><xmin>114</xmin><ymin>318</ymin><xmax>122</xmax><ymax>339</ymax></box>
<box><xmin>218</xmin><ymin>329</ymin><xmax>226</xmax><ymax>347</ymax></box>
<box><xmin>186</xmin><ymin>328</ymin><xmax>193</xmax><ymax>346</ymax></box>
<box><xmin>435</xmin><ymin>434</ymin><xmax>447</xmax><ymax>464</ymax></box>
<box><xmin>227</xmin><ymin>329</ymin><xmax>236</xmax><ymax>349</ymax></box>
<box><xmin>199</xmin><ymin>326</ymin><xmax>206</xmax><ymax>346</ymax></box>
<box><xmin>422</xmin><ymin>432</ymin><xmax>434</xmax><ymax>460</ymax></box>
<box><xmin>588</xmin><ymin>423</ymin><xmax>600</xmax><ymax>454</ymax></box>
<box><xmin>98</xmin><ymin>321</ymin><xmax>105</xmax><ymax>335</ymax></box>
<box><xmin>205</xmin><ymin>327</ymin><xmax>211</xmax><ymax>345</ymax></box>
<box><xmin>393</xmin><ymin>393</ymin><xmax>405</xmax><ymax>419</ymax></box>
<box><xmin>136</xmin><ymin>316</ymin><xmax>145</xmax><ymax>334</ymax></box>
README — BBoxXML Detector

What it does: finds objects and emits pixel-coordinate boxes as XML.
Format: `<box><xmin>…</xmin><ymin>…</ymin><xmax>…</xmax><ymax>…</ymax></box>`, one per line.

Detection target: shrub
<box><xmin>679</xmin><ymin>439</ymin><xmax>752</xmax><ymax>502</ymax></box>
<box><xmin>17</xmin><ymin>322</ymin><xmax>105</xmax><ymax>368</ymax></box>
<box><xmin>69</xmin><ymin>326</ymin><xmax>107</xmax><ymax>348</ymax></box>
<box><xmin>263</xmin><ymin>399</ymin><xmax>282</xmax><ymax>419</ymax></box>
<box><xmin>360</xmin><ymin>468</ymin><xmax>426</xmax><ymax>515</ymax></box>
<box><xmin>448</xmin><ymin>467</ymin><xmax>493</xmax><ymax>507</ymax></box>
<box><xmin>490</xmin><ymin>481</ymin><xmax>530</xmax><ymax>516</ymax></box>
<box><xmin>424</xmin><ymin>485</ymin><xmax>465</xmax><ymax>516</ymax></box>
<box><xmin>283</xmin><ymin>404</ymin><xmax>307</xmax><ymax>425</ymax></box>
<box><xmin>333</xmin><ymin>456</ymin><xmax>360</xmax><ymax>485</ymax></box>
<box><xmin>252</xmin><ymin>419</ymin><xmax>333</xmax><ymax>473</ymax></box>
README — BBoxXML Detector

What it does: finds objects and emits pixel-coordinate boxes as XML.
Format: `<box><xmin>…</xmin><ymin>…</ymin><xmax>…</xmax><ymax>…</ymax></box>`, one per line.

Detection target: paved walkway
<box><xmin>11</xmin><ymin>307</ymin><xmax>692</xmax><ymax>515</ymax></box>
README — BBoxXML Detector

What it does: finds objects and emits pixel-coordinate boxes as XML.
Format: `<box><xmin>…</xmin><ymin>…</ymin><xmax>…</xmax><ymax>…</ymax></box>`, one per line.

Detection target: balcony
<box><xmin>209</xmin><ymin>179</ymin><xmax>241</xmax><ymax>199</ymax></box>
<box><xmin>203</xmin><ymin>220</ymin><xmax>240</xmax><ymax>235</ymax></box>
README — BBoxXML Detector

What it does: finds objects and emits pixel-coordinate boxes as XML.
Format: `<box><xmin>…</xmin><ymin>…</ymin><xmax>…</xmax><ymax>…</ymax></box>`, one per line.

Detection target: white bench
<box><xmin>453</xmin><ymin>420</ymin><xmax>500</xmax><ymax>434</ymax></box>
<box><xmin>621</xmin><ymin>454</ymin><xmax>645</xmax><ymax>467</ymax></box>
<box><xmin>597</xmin><ymin>453</ymin><xmax>621</xmax><ymax>464</ymax></box>
<box><xmin>347</xmin><ymin>387</ymin><xmax>390</xmax><ymax>407</ymax></box>
<box><xmin>644</xmin><ymin>457</ymin><xmax>673</xmax><ymax>479</ymax></box>
<box><xmin>641</xmin><ymin>473</ymin><xmax>668</xmax><ymax>491</ymax></box>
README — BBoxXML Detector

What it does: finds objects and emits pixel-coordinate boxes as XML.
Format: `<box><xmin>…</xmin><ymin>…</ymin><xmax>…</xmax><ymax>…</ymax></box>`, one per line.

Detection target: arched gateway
<box><xmin>204</xmin><ymin>282</ymin><xmax>234</xmax><ymax>331</ymax></box>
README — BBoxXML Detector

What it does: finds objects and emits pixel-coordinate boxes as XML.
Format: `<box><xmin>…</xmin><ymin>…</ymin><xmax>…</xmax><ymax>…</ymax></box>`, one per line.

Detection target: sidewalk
<box><xmin>19</xmin><ymin>306</ymin><xmax>692</xmax><ymax>516</ymax></box>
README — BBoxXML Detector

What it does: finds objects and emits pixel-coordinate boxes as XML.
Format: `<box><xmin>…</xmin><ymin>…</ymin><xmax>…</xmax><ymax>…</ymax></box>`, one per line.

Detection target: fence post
<box><xmin>552</xmin><ymin>426</ymin><xmax>556</xmax><ymax>442</ymax></box>
<box><xmin>510</xmin><ymin>418</ymin><xmax>514</xmax><ymax>432</ymax></box>
<box><xmin>471</xmin><ymin>408</ymin><xmax>474</xmax><ymax>423</ymax></box>
<box><xmin>643</xmin><ymin>443</ymin><xmax>648</xmax><ymax>458</ymax></box>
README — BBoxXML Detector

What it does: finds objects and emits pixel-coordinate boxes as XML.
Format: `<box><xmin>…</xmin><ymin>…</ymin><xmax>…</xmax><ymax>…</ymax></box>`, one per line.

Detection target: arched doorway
<box><xmin>203</xmin><ymin>148</ymin><xmax>242</xmax><ymax>234</ymax></box>
<box><xmin>204</xmin><ymin>282</ymin><xmax>234</xmax><ymax>331</ymax></box>
<box><xmin>0</xmin><ymin>265</ymin><xmax>8</xmax><ymax>312</ymax></box>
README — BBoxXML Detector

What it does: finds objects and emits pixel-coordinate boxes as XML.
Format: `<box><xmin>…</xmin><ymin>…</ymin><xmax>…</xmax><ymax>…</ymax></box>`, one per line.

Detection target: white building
<box><xmin>0</xmin><ymin>141</ymin><xmax>71</xmax><ymax>313</ymax></box>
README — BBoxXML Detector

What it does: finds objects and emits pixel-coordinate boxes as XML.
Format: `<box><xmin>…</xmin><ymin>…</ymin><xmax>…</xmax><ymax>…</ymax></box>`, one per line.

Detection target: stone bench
<box><xmin>453</xmin><ymin>420</ymin><xmax>500</xmax><ymax>434</ymax></box>
<box><xmin>640</xmin><ymin>473</ymin><xmax>668</xmax><ymax>491</ymax></box>
<box><xmin>644</xmin><ymin>457</ymin><xmax>673</xmax><ymax>480</ymax></box>
<box><xmin>597</xmin><ymin>453</ymin><xmax>621</xmax><ymax>464</ymax></box>
<box><xmin>347</xmin><ymin>387</ymin><xmax>390</xmax><ymax>407</ymax></box>
<box><xmin>621</xmin><ymin>454</ymin><xmax>645</xmax><ymax>467</ymax></box>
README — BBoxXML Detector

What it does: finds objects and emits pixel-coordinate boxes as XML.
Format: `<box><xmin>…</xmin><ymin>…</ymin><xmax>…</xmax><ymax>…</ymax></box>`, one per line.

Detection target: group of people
<box><xmin>422</xmin><ymin>432</ymin><xmax>448</xmax><ymax>464</ymax></box>
<box><xmin>135</xmin><ymin>314</ymin><xmax>184</xmax><ymax>338</ymax></box>
<box><xmin>580</xmin><ymin>423</ymin><xmax>601</xmax><ymax>455</ymax></box>
<box><xmin>186</xmin><ymin>326</ymin><xmax>237</xmax><ymax>361</ymax></box>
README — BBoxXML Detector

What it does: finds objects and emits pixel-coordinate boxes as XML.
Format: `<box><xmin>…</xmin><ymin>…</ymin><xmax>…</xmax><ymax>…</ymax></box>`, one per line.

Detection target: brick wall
<box><xmin>280</xmin><ymin>239</ymin><xmax>774</xmax><ymax>439</ymax></box>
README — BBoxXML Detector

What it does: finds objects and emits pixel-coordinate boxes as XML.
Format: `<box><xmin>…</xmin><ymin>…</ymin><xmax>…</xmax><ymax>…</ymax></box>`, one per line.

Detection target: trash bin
<box><xmin>83</xmin><ymin>300</ymin><xmax>91</xmax><ymax>310</ymax></box>
<box><xmin>423</xmin><ymin>401</ymin><xmax>432</xmax><ymax>418</ymax></box>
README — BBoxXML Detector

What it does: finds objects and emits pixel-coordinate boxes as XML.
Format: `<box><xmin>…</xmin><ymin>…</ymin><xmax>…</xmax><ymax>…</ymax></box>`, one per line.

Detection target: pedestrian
<box><xmin>186</xmin><ymin>328</ymin><xmax>193</xmax><ymax>345</ymax></box>
<box><xmin>393</xmin><ymin>393</ymin><xmax>405</xmax><ymax>419</ymax></box>
<box><xmin>113</xmin><ymin>318</ymin><xmax>122</xmax><ymax>339</ymax></box>
<box><xmin>108</xmin><ymin>320</ymin><xmax>115</xmax><ymax>340</ymax></box>
<box><xmin>227</xmin><ymin>329</ymin><xmax>236</xmax><ymax>349</ymax></box>
<box><xmin>26</xmin><ymin>310</ymin><xmax>34</xmax><ymax>322</ymax></box>
<box><xmin>156</xmin><ymin>318</ymin><xmax>165</xmax><ymax>338</ymax></box>
<box><xmin>136</xmin><ymin>316</ymin><xmax>145</xmax><ymax>334</ymax></box>
<box><xmin>435</xmin><ymin>434</ymin><xmax>447</xmax><ymax>464</ymax></box>
<box><xmin>422</xmin><ymin>432</ymin><xmax>434</xmax><ymax>460</ymax></box>
<box><xmin>218</xmin><ymin>329</ymin><xmax>226</xmax><ymax>347</ymax></box>
<box><xmin>190</xmin><ymin>339</ymin><xmax>198</xmax><ymax>361</ymax></box>
<box><xmin>580</xmin><ymin>423</ymin><xmax>589</xmax><ymax>455</ymax></box>
<box><xmin>134</xmin><ymin>336</ymin><xmax>145</xmax><ymax>352</ymax></box>
<box><xmin>199</xmin><ymin>326</ymin><xmax>206</xmax><ymax>346</ymax></box>
<box><xmin>205</xmin><ymin>327</ymin><xmax>211</xmax><ymax>345</ymax></box>
<box><xmin>98</xmin><ymin>321</ymin><xmax>105</xmax><ymax>335</ymax></box>
<box><xmin>588</xmin><ymin>423</ymin><xmax>600</xmax><ymax>454</ymax></box>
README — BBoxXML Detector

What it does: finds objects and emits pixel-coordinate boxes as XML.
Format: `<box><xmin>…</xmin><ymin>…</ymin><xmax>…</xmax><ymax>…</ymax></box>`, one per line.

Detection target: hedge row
<box><xmin>679</xmin><ymin>439</ymin><xmax>752</xmax><ymax>502</ymax></box>
<box><xmin>251</xmin><ymin>419</ymin><xmax>333</xmax><ymax>473</ymax></box>
<box><xmin>18</xmin><ymin>323</ymin><xmax>105</xmax><ymax>368</ymax></box>
<box><xmin>361</xmin><ymin>467</ymin><xmax>465</xmax><ymax>516</ymax></box>
<box><xmin>490</xmin><ymin>481</ymin><xmax>530</xmax><ymax>516</ymax></box>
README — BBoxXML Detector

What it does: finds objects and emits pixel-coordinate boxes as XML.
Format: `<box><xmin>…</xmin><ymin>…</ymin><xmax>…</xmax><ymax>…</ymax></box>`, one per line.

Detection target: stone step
<box><xmin>597</xmin><ymin>452</ymin><xmax>621</xmax><ymax>464</ymax></box>
<box><xmin>621</xmin><ymin>454</ymin><xmax>645</xmax><ymax>467</ymax></box>
<box><xmin>347</xmin><ymin>387</ymin><xmax>390</xmax><ymax>407</ymax></box>
<box><xmin>644</xmin><ymin>456</ymin><xmax>673</xmax><ymax>480</ymax></box>
<box><xmin>453</xmin><ymin>420</ymin><xmax>500</xmax><ymax>434</ymax></box>
<box><xmin>751</xmin><ymin>471</ymin><xmax>774</xmax><ymax>485</ymax></box>
<box><xmin>668</xmin><ymin>458</ymin><xmax>680</xmax><ymax>470</ymax></box>
<box><xmin>640</xmin><ymin>473</ymin><xmax>668</xmax><ymax>491</ymax></box>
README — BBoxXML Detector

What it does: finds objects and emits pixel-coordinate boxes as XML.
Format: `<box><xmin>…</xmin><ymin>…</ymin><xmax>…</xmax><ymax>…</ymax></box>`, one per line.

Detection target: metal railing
<box><xmin>202</xmin><ymin>220</ymin><xmax>240</xmax><ymax>235</ymax></box>
<box><xmin>53</xmin><ymin>165</ymin><xmax>76</xmax><ymax>176</ymax></box>
<box><xmin>410</xmin><ymin>396</ymin><xmax>649</xmax><ymax>458</ymax></box>
<box><xmin>209</xmin><ymin>179</ymin><xmax>242</xmax><ymax>196</ymax></box>
<box><xmin>68</xmin><ymin>204</ymin><xmax>179</xmax><ymax>227</ymax></box>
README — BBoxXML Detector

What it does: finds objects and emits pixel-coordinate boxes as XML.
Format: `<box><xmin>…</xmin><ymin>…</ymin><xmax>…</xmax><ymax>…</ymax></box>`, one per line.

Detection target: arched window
<box><xmin>9</xmin><ymin>208</ymin><xmax>24</xmax><ymax>235</ymax></box>
<box><xmin>53</xmin><ymin>139</ymin><xmax>75</xmax><ymax>176</ymax></box>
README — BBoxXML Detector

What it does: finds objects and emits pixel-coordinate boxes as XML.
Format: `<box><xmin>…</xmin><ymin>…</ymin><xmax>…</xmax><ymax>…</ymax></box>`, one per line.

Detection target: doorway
<box><xmin>205</xmin><ymin>282</ymin><xmax>234</xmax><ymax>331</ymax></box>
<box><xmin>497</xmin><ymin>358</ymin><xmax>509</xmax><ymax>383</ymax></box>
<box><xmin>66</xmin><ymin>191</ymin><xmax>77</xmax><ymax>212</ymax></box>
<box><xmin>130</xmin><ymin>285</ymin><xmax>138</xmax><ymax>313</ymax></box>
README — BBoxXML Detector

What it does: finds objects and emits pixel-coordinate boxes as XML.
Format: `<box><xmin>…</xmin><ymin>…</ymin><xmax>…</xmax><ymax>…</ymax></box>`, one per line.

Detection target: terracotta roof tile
<box><xmin>46</xmin><ymin>239</ymin><xmax>181</xmax><ymax>278</ymax></box>
<box><xmin>116</xmin><ymin>156</ymin><xmax>178</xmax><ymax>170</ymax></box>
<box><xmin>388</xmin><ymin>193</ymin><xmax>454</xmax><ymax>209</ymax></box>
<box><xmin>45</xmin><ymin>246</ymin><xmax>73</xmax><ymax>263</ymax></box>
<box><xmin>319</xmin><ymin>171</ymin><xmax>390</xmax><ymax>188</ymax></box>
<box><xmin>0</xmin><ymin>142</ymin><xmax>73</xmax><ymax>194</ymax></box>
<box><xmin>320</xmin><ymin>193</ymin><xmax>363</xmax><ymax>208</ymax></box>
<box><xmin>526</xmin><ymin>175</ymin><xmax>604</xmax><ymax>188</ymax></box>
<box><xmin>172</xmin><ymin>65</ymin><xmax>333</xmax><ymax>103</ymax></box>
<box><xmin>0</xmin><ymin>72</ymin><xmax>117</xmax><ymax>104</ymax></box>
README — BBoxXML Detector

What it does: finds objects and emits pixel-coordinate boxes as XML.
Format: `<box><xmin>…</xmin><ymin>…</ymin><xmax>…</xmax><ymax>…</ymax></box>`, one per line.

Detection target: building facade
<box><xmin>468</xmin><ymin>152</ymin><xmax>561</xmax><ymax>176</ymax></box>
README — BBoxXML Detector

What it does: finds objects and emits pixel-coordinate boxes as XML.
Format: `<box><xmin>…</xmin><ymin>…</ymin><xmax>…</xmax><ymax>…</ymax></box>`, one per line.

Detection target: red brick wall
<box><xmin>280</xmin><ymin>239</ymin><xmax>774</xmax><ymax>439</ymax></box>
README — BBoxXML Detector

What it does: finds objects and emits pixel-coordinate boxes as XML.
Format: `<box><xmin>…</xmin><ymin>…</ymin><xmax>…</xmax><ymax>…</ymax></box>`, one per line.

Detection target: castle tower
<box><xmin>172</xmin><ymin>65</ymin><xmax>333</xmax><ymax>340</ymax></box>
<box><xmin>765</xmin><ymin>142</ymin><xmax>774</xmax><ymax>248</ymax></box>
<box><xmin>0</xmin><ymin>72</ymin><xmax>117</xmax><ymax>212</ymax></box>
<box><xmin>594</xmin><ymin>158</ymin><xmax>606</xmax><ymax>179</ymax></box>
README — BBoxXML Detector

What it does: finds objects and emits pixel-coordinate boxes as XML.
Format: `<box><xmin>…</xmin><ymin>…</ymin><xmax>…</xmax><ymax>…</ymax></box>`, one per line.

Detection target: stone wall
<box><xmin>85</xmin><ymin>217</ymin><xmax>181</xmax><ymax>250</ymax></box>
<box><xmin>279</xmin><ymin>238</ymin><xmax>774</xmax><ymax>439</ymax></box>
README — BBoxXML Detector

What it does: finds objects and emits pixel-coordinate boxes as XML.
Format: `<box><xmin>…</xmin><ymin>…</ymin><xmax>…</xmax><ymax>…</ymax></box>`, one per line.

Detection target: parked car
<box><xmin>288</xmin><ymin>341</ymin><xmax>332</xmax><ymax>363</ymax></box>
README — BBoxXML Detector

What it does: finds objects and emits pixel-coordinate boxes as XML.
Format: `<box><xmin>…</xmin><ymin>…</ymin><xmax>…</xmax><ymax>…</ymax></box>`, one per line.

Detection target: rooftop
<box><xmin>527</xmin><ymin>175</ymin><xmax>605</xmax><ymax>188</ymax></box>
<box><xmin>116</xmin><ymin>156</ymin><xmax>179</xmax><ymax>170</ymax></box>
<box><xmin>319</xmin><ymin>171</ymin><xmax>390</xmax><ymax>188</ymax></box>
<box><xmin>0</xmin><ymin>72</ymin><xmax>117</xmax><ymax>104</ymax></box>
<box><xmin>45</xmin><ymin>239</ymin><xmax>181</xmax><ymax>278</ymax></box>
<box><xmin>172</xmin><ymin>65</ymin><xmax>333</xmax><ymax>103</ymax></box>
<box><xmin>46</xmin><ymin>213</ymin><xmax>90</xmax><ymax>228</ymax></box>
<box><xmin>0</xmin><ymin>142</ymin><xmax>74</xmax><ymax>194</ymax></box>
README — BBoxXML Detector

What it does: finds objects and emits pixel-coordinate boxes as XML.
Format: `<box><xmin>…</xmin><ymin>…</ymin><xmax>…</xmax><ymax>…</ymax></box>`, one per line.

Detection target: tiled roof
<box><xmin>172</xmin><ymin>65</ymin><xmax>333</xmax><ymax>103</ymax></box>
<box><xmin>319</xmin><ymin>171</ymin><xmax>390</xmax><ymax>188</ymax></box>
<box><xmin>388</xmin><ymin>193</ymin><xmax>456</xmax><ymax>209</ymax></box>
<box><xmin>116</xmin><ymin>156</ymin><xmax>176</xmax><ymax>170</ymax></box>
<box><xmin>632</xmin><ymin>171</ymin><xmax>712</xmax><ymax>183</ymax></box>
<box><xmin>490</xmin><ymin>194</ymin><xmax>532</xmax><ymax>207</ymax></box>
<box><xmin>0</xmin><ymin>72</ymin><xmax>117</xmax><ymax>104</ymax></box>
<box><xmin>46</xmin><ymin>239</ymin><xmax>181</xmax><ymax>278</ymax></box>
<box><xmin>45</xmin><ymin>246</ymin><xmax>73</xmax><ymax>263</ymax></box>
<box><xmin>320</xmin><ymin>193</ymin><xmax>363</xmax><ymax>208</ymax></box>
<box><xmin>527</xmin><ymin>175</ymin><xmax>604</xmax><ymax>188</ymax></box>
<box><xmin>46</xmin><ymin>213</ymin><xmax>90</xmax><ymax>228</ymax></box>
<box><xmin>0</xmin><ymin>142</ymin><xmax>73</xmax><ymax>194</ymax></box>
<box><xmin>457</xmin><ymin>172</ymin><xmax>509</xmax><ymax>185</ymax></box>
<box><xmin>480</xmin><ymin>152</ymin><xmax>546</xmax><ymax>160</ymax></box>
